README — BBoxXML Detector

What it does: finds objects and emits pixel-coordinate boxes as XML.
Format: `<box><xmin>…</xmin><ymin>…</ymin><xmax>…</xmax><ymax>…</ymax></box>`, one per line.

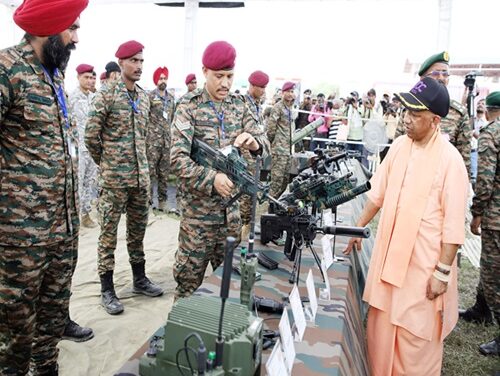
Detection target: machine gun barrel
<box><xmin>320</xmin><ymin>225</ymin><xmax>371</xmax><ymax>238</ymax></box>
<box><xmin>324</xmin><ymin>181</ymin><xmax>371</xmax><ymax>207</ymax></box>
<box><xmin>292</xmin><ymin>118</ymin><xmax>324</xmax><ymax>145</ymax></box>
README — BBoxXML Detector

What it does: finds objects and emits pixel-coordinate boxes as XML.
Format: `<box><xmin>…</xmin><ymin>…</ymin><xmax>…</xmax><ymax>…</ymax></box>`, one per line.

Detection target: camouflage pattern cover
<box><xmin>0</xmin><ymin>38</ymin><xmax>79</xmax><ymax>246</ymax></box>
<box><xmin>85</xmin><ymin>79</ymin><xmax>150</xmax><ymax>189</ymax></box>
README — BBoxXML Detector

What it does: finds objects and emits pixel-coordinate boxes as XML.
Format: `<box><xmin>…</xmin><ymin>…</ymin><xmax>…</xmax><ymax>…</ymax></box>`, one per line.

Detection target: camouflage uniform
<box><xmin>0</xmin><ymin>38</ymin><xmax>79</xmax><ymax>375</ymax></box>
<box><xmin>239</xmin><ymin>93</ymin><xmax>265</xmax><ymax>225</ymax></box>
<box><xmin>395</xmin><ymin>100</ymin><xmax>471</xmax><ymax>175</ymax></box>
<box><xmin>470</xmin><ymin>117</ymin><xmax>500</xmax><ymax>325</ymax></box>
<box><xmin>170</xmin><ymin>88</ymin><xmax>269</xmax><ymax>298</ymax></box>
<box><xmin>267</xmin><ymin>100</ymin><xmax>294</xmax><ymax>199</ymax></box>
<box><xmin>146</xmin><ymin>89</ymin><xmax>175</xmax><ymax>206</ymax></box>
<box><xmin>69</xmin><ymin>86</ymin><xmax>98</xmax><ymax>216</ymax></box>
<box><xmin>85</xmin><ymin>80</ymin><xmax>151</xmax><ymax>276</ymax></box>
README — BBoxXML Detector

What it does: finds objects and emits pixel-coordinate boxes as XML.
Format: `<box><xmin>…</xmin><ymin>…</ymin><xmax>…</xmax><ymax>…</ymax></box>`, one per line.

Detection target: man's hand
<box><xmin>470</xmin><ymin>216</ymin><xmax>481</xmax><ymax>236</ymax></box>
<box><xmin>214</xmin><ymin>173</ymin><xmax>234</xmax><ymax>198</ymax></box>
<box><xmin>343</xmin><ymin>237</ymin><xmax>362</xmax><ymax>255</ymax></box>
<box><xmin>426</xmin><ymin>276</ymin><xmax>448</xmax><ymax>300</ymax></box>
<box><xmin>234</xmin><ymin>132</ymin><xmax>259</xmax><ymax>151</ymax></box>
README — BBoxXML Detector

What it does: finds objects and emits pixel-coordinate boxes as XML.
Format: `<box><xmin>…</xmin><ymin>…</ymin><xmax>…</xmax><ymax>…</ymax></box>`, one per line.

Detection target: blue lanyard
<box><xmin>156</xmin><ymin>89</ymin><xmax>169</xmax><ymax>112</ymax></box>
<box><xmin>126</xmin><ymin>90</ymin><xmax>140</xmax><ymax>114</ymax></box>
<box><xmin>41</xmin><ymin>66</ymin><xmax>69</xmax><ymax>130</ymax></box>
<box><xmin>208</xmin><ymin>101</ymin><xmax>225</xmax><ymax>140</ymax></box>
<box><xmin>246</xmin><ymin>94</ymin><xmax>259</xmax><ymax>117</ymax></box>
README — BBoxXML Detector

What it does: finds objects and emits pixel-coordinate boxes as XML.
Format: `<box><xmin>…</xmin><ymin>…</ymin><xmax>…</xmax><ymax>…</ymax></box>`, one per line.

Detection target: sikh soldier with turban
<box><xmin>395</xmin><ymin>51</ymin><xmax>471</xmax><ymax>176</ymax></box>
<box><xmin>86</xmin><ymin>40</ymin><xmax>163</xmax><ymax>315</ymax></box>
<box><xmin>170</xmin><ymin>41</ymin><xmax>270</xmax><ymax>298</ymax></box>
<box><xmin>147</xmin><ymin>66</ymin><xmax>177</xmax><ymax>213</ymax></box>
<box><xmin>0</xmin><ymin>0</ymin><xmax>89</xmax><ymax>374</ymax></box>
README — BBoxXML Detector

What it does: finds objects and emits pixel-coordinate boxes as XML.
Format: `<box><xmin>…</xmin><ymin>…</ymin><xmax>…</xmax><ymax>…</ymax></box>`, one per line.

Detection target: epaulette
<box><xmin>450</xmin><ymin>99</ymin><xmax>466</xmax><ymax>116</ymax></box>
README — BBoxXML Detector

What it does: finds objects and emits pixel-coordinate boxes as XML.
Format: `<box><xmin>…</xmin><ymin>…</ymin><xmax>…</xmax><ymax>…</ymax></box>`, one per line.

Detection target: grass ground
<box><xmin>442</xmin><ymin>257</ymin><xmax>499</xmax><ymax>376</ymax></box>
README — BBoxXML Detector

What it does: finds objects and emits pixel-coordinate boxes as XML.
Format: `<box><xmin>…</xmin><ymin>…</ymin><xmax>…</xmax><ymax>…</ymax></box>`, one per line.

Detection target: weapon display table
<box><xmin>115</xmin><ymin>234</ymin><xmax>370</xmax><ymax>376</ymax></box>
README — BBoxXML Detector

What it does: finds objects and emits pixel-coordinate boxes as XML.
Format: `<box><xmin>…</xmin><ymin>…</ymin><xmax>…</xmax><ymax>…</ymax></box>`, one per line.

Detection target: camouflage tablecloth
<box><xmin>115</xmin><ymin>233</ymin><xmax>369</xmax><ymax>376</ymax></box>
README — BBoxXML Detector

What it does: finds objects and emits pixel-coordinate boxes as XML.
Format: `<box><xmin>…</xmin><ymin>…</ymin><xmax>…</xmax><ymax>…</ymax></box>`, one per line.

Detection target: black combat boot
<box><xmin>62</xmin><ymin>317</ymin><xmax>94</xmax><ymax>342</ymax></box>
<box><xmin>100</xmin><ymin>271</ymin><xmax>124</xmax><ymax>315</ymax></box>
<box><xmin>479</xmin><ymin>336</ymin><xmax>500</xmax><ymax>356</ymax></box>
<box><xmin>459</xmin><ymin>290</ymin><xmax>493</xmax><ymax>325</ymax></box>
<box><xmin>131</xmin><ymin>261</ymin><xmax>164</xmax><ymax>297</ymax></box>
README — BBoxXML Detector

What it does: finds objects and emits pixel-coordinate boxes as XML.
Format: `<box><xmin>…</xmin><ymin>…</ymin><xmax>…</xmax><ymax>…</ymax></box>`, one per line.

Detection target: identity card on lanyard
<box><xmin>42</xmin><ymin>66</ymin><xmax>76</xmax><ymax>158</ymax></box>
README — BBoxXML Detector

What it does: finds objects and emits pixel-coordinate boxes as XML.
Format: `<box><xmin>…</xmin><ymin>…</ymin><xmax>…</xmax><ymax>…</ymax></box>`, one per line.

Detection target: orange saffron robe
<box><xmin>363</xmin><ymin>134</ymin><xmax>468</xmax><ymax>342</ymax></box>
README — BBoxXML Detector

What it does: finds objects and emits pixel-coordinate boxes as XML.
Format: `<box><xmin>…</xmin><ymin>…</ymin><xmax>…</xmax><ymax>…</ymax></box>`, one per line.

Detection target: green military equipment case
<box><xmin>140</xmin><ymin>295</ymin><xmax>263</xmax><ymax>376</ymax></box>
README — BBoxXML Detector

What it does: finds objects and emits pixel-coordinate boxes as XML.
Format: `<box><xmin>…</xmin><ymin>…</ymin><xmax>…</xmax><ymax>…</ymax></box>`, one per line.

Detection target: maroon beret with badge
<box><xmin>76</xmin><ymin>63</ymin><xmax>94</xmax><ymax>74</ymax></box>
<box><xmin>115</xmin><ymin>40</ymin><xmax>144</xmax><ymax>59</ymax></box>
<box><xmin>248</xmin><ymin>70</ymin><xmax>269</xmax><ymax>88</ymax></box>
<box><xmin>13</xmin><ymin>0</ymin><xmax>88</xmax><ymax>36</ymax></box>
<box><xmin>202</xmin><ymin>41</ymin><xmax>236</xmax><ymax>71</ymax></box>
<box><xmin>282</xmin><ymin>81</ymin><xmax>296</xmax><ymax>92</ymax></box>
<box><xmin>99</xmin><ymin>72</ymin><xmax>106</xmax><ymax>80</ymax></box>
<box><xmin>185</xmin><ymin>73</ymin><xmax>196</xmax><ymax>85</ymax></box>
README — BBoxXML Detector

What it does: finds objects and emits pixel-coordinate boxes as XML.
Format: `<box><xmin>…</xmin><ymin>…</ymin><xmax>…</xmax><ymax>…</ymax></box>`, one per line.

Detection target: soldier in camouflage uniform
<box><xmin>469</xmin><ymin>91</ymin><xmax>500</xmax><ymax>356</ymax></box>
<box><xmin>147</xmin><ymin>66</ymin><xmax>176</xmax><ymax>212</ymax></box>
<box><xmin>267</xmin><ymin>81</ymin><xmax>296</xmax><ymax>199</ymax></box>
<box><xmin>239</xmin><ymin>70</ymin><xmax>269</xmax><ymax>227</ymax></box>
<box><xmin>101</xmin><ymin>61</ymin><xmax>121</xmax><ymax>91</ymax></box>
<box><xmin>69</xmin><ymin>63</ymin><xmax>98</xmax><ymax>228</ymax></box>
<box><xmin>0</xmin><ymin>0</ymin><xmax>89</xmax><ymax>374</ymax></box>
<box><xmin>394</xmin><ymin>51</ymin><xmax>471</xmax><ymax>176</ymax></box>
<box><xmin>85</xmin><ymin>40</ymin><xmax>163</xmax><ymax>316</ymax></box>
<box><xmin>170</xmin><ymin>41</ymin><xmax>270</xmax><ymax>299</ymax></box>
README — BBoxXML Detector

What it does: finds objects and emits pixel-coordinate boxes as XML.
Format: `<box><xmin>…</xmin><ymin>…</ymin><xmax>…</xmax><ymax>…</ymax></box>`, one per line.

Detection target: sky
<box><xmin>1</xmin><ymin>0</ymin><xmax>499</xmax><ymax>99</ymax></box>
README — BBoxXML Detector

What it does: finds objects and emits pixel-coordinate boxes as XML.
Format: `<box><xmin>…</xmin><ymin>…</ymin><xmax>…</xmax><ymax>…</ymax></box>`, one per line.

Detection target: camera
<box><xmin>464</xmin><ymin>71</ymin><xmax>478</xmax><ymax>90</ymax></box>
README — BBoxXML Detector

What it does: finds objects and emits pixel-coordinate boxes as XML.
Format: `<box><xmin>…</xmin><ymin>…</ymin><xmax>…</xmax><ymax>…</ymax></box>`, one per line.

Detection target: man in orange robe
<box><xmin>344</xmin><ymin>77</ymin><xmax>469</xmax><ymax>376</ymax></box>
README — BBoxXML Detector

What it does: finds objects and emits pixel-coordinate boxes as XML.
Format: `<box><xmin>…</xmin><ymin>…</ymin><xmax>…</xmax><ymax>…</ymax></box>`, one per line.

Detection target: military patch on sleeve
<box><xmin>175</xmin><ymin>119</ymin><xmax>191</xmax><ymax>132</ymax></box>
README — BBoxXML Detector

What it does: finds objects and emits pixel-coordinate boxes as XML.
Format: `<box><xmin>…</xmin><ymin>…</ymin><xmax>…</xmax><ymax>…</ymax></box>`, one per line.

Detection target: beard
<box><xmin>42</xmin><ymin>35</ymin><xmax>76</xmax><ymax>73</ymax></box>
<box><xmin>158</xmin><ymin>83</ymin><xmax>167</xmax><ymax>91</ymax></box>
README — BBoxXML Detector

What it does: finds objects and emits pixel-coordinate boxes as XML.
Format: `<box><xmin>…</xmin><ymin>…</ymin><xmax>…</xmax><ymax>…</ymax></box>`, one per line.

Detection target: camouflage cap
<box><xmin>418</xmin><ymin>51</ymin><xmax>450</xmax><ymax>77</ymax></box>
<box><xmin>485</xmin><ymin>91</ymin><xmax>500</xmax><ymax>109</ymax></box>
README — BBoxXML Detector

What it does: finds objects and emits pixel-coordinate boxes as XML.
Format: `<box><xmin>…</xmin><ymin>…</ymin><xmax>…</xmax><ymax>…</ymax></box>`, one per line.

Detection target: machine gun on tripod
<box><xmin>260</xmin><ymin>204</ymin><xmax>370</xmax><ymax>284</ymax></box>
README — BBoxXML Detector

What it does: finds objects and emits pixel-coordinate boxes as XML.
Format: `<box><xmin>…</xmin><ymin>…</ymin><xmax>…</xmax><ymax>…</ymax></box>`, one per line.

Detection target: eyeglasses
<box><xmin>426</xmin><ymin>70</ymin><xmax>450</xmax><ymax>78</ymax></box>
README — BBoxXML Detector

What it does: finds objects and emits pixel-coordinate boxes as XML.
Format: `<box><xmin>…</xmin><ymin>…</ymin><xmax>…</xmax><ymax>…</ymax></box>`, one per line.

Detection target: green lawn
<box><xmin>442</xmin><ymin>257</ymin><xmax>499</xmax><ymax>376</ymax></box>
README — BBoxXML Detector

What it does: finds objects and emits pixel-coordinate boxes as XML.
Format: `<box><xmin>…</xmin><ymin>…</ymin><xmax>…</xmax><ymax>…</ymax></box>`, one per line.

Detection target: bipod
<box><xmin>288</xmin><ymin>235</ymin><xmax>326</xmax><ymax>286</ymax></box>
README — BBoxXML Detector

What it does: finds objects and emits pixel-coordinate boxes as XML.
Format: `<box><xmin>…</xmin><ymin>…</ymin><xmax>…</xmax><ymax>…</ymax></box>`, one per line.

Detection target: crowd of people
<box><xmin>0</xmin><ymin>0</ymin><xmax>498</xmax><ymax>375</ymax></box>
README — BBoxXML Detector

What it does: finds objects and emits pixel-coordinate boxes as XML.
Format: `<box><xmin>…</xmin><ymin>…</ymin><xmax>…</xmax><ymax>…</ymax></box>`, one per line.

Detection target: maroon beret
<box><xmin>76</xmin><ymin>63</ymin><xmax>94</xmax><ymax>74</ymax></box>
<box><xmin>282</xmin><ymin>81</ymin><xmax>296</xmax><ymax>92</ymax></box>
<box><xmin>248</xmin><ymin>70</ymin><xmax>269</xmax><ymax>88</ymax></box>
<box><xmin>202</xmin><ymin>41</ymin><xmax>236</xmax><ymax>71</ymax></box>
<box><xmin>153</xmin><ymin>66</ymin><xmax>169</xmax><ymax>85</ymax></box>
<box><xmin>185</xmin><ymin>73</ymin><xmax>196</xmax><ymax>85</ymax></box>
<box><xmin>13</xmin><ymin>0</ymin><xmax>88</xmax><ymax>36</ymax></box>
<box><xmin>115</xmin><ymin>40</ymin><xmax>144</xmax><ymax>59</ymax></box>
<box><xmin>99</xmin><ymin>72</ymin><xmax>106</xmax><ymax>80</ymax></box>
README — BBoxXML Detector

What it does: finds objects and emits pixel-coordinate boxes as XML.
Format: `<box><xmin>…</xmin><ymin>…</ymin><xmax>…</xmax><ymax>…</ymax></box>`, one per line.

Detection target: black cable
<box><xmin>176</xmin><ymin>346</ymin><xmax>198</xmax><ymax>376</ymax></box>
<box><xmin>183</xmin><ymin>332</ymin><xmax>205</xmax><ymax>374</ymax></box>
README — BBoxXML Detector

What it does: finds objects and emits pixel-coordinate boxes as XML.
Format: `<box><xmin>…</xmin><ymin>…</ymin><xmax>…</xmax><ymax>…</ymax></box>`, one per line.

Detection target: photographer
<box><xmin>308</xmin><ymin>93</ymin><xmax>333</xmax><ymax>151</ymax></box>
<box><xmin>344</xmin><ymin>92</ymin><xmax>367</xmax><ymax>166</ymax></box>
<box><xmin>380</xmin><ymin>97</ymin><xmax>402</xmax><ymax>161</ymax></box>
